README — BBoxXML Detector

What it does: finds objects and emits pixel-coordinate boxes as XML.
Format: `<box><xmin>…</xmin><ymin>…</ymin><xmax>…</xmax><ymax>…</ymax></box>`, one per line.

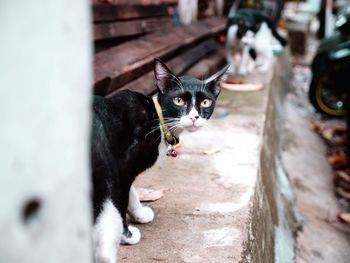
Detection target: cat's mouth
<box><xmin>168</xmin><ymin>123</ymin><xmax>200</xmax><ymax>133</ymax></box>
<box><xmin>180</xmin><ymin>117</ymin><xmax>206</xmax><ymax>132</ymax></box>
<box><xmin>183</xmin><ymin>123</ymin><xmax>202</xmax><ymax>132</ymax></box>
<box><xmin>186</xmin><ymin>126</ymin><xmax>200</xmax><ymax>132</ymax></box>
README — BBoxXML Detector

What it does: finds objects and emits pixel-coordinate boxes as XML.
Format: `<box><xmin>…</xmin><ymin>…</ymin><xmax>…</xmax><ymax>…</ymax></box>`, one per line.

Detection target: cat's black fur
<box><xmin>227</xmin><ymin>8</ymin><xmax>287</xmax><ymax>46</ymax></box>
<box><xmin>91</xmin><ymin>59</ymin><xmax>228</xmax><ymax>241</ymax></box>
<box><xmin>91</xmin><ymin>92</ymin><xmax>160</xmax><ymax>231</ymax></box>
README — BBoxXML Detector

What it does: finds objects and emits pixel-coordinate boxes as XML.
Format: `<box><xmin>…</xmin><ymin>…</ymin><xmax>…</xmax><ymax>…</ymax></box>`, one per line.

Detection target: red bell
<box><xmin>170</xmin><ymin>150</ymin><xmax>177</xmax><ymax>157</ymax></box>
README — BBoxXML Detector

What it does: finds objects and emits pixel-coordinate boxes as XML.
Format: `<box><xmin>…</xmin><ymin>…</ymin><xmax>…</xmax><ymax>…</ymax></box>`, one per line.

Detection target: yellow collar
<box><xmin>152</xmin><ymin>95</ymin><xmax>179</xmax><ymax>146</ymax></box>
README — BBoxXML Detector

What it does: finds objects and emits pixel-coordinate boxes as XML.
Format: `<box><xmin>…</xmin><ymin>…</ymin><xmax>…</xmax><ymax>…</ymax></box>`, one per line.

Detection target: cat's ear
<box><xmin>204</xmin><ymin>65</ymin><xmax>229</xmax><ymax>97</ymax></box>
<box><xmin>154</xmin><ymin>59</ymin><xmax>179</xmax><ymax>94</ymax></box>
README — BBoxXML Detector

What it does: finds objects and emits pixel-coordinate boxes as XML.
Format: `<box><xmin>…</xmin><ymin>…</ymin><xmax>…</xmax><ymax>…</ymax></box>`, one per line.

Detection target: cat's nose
<box><xmin>190</xmin><ymin>116</ymin><xmax>199</xmax><ymax>123</ymax></box>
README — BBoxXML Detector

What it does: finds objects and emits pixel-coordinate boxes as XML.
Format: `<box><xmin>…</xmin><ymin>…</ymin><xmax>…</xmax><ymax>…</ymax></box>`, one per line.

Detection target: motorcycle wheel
<box><xmin>309</xmin><ymin>68</ymin><xmax>347</xmax><ymax>117</ymax></box>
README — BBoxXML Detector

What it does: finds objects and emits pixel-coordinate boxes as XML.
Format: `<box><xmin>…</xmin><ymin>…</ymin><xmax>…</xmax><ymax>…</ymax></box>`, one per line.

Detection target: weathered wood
<box><xmin>93</xmin><ymin>0</ymin><xmax>177</xmax><ymax>5</ymax></box>
<box><xmin>94</xmin><ymin>17</ymin><xmax>226</xmax><ymax>95</ymax></box>
<box><xmin>94</xmin><ymin>36</ymin><xmax>140</xmax><ymax>54</ymax></box>
<box><xmin>163</xmin><ymin>38</ymin><xmax>218</xmax><ymax>76</ymax></box>
<box><xmin>93</xmin><ymin>4</ymin><xmax>170</xmax><ymax>22</ymax></box>
<box><xmin>107</xmin><ymin>39</ymin><xmax>224</xmax><ymax>96</ymax></box>
<box><xmin>185</xmin><ymin>48</ymin><xmax>226</xmax><ymax>78</ymax></box>
<box><xmin>94</xmin><ymin>17</ymin><xmax>172</xmax><ymax>41</ymax></box>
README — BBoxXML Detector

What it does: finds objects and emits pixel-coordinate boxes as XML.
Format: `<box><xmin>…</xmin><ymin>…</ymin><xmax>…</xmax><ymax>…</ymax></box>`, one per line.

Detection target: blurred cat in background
<box><xmin>225</xmin><ymin>8</ymin><xmax>287</xmax><ymax>75</ymax></box>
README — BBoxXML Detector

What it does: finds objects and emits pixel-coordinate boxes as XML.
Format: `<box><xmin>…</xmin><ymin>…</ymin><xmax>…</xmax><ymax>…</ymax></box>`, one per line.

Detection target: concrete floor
<box><xmin>281</xmin><ymin>65</ymin><xmax>350</xmax><ymax>263</ymax></box>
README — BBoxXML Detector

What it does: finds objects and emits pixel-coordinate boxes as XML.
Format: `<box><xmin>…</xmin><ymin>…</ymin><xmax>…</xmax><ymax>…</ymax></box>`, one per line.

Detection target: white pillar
<box><xmin>215</xmin><ymin>0</ymin><xmax>224</xmax><ymax>16</ymax></box>
<box><xmin>178</xmin><ymin>0</ymin><xmax>198</xmax><ymax>25</ymax></box>
<box><xmin>0</xmin><ymin>1</ymin><xmax>93</xmax><ymax>262</ymax></box>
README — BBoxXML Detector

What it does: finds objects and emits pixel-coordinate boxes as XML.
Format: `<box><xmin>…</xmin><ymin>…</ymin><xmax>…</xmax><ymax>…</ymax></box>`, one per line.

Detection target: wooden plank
<box><xmin>185</xmin><ymin>48</ymin><xmax>226</xmax><ymax>78</ymax></box>
<box><xmin>106</xmin><ymin>39</ymin><xmax>222</xmax><ymax>96</ymax></box>
<box><xmin>94</xmin><ymin>17</ymin><xmax>226</xmax><ymax>95</ymax></box>
<box><xmin>94</xmin><ymin>36</ymin><xmax>141</xmax><ymax>54</ymax></box>
<box><xmin>94</xmin><ymin>17</ymin><xmax>173</xmax><ymax>41</ymax></box>
<box><xmin>93</xmin><ymin>4</ymin><xmax>170</xmax><ymax>23</ymax></box>
<box><xmin>93</xmin><ymin>0</ymin><xmax>177</xmax><ymax>5</ymax></box>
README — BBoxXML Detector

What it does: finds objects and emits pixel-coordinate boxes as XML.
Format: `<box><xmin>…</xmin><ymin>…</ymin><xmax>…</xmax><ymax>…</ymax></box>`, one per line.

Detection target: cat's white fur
<box><xmin>93</xmin><ymin>199</ymin><xmax>123</xmax><ymax>263</ymax></box>
<box><xmin>128</xmin><ymin>185</ymin><xmax>154</xmax><ymax>224</ymax></box>
<box><xmin>180</xmin><ymin>107</ymin><xmax>206</xmax><ymax>131</ymax></box>
<box><xmin>254</xmin><ymin>22</ymin><xmax>275</xmax><ymax>72</ymax></box>
<box><xmin>226</xmin><ymin>22</ymin><xmax>277</xmax><ymax>75</ymax></box>
<box><xmin>120</xmin><ymin>225</ymin><xmax>141</xmax><ymax>245</ymax></box>
<box><xmin>93</xmin><ymin>189</ymin><xmax>154</xmax><ymax>263</ymax></box>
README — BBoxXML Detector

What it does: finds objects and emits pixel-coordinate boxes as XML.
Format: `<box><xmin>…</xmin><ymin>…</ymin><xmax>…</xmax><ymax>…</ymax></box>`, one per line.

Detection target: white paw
<box><xmin>95</xmin><ymin>254</ymin><xmax>116</xmax><ymax>263</ymax></box>
<box><xmin>130</xmin><ymin>206</ymin><xmax>154</xmax><ymax>224</ymax></box>
<box><xmin>121</xmin><ymin>225</ymin><xmax>141</xmax><ymax>245</ymax></box>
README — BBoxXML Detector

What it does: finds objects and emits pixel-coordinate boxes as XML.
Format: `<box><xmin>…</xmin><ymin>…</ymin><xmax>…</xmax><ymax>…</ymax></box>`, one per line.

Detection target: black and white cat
<box><xmin>225</xmin><ymin>8</ymin><xmax>287</xmax><ymax>75</ymax></box>
<box><xmin>91</xmin><ymin>59</ymin><xmax>228</xmax><ymax>263</ymax></box>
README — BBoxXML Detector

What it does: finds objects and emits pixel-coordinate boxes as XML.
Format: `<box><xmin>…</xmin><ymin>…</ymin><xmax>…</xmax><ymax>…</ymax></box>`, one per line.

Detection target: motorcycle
<box><xmin>309</xmin><ymin>5</ymin><xmax>350</xmax><ymax>117</ymax></box>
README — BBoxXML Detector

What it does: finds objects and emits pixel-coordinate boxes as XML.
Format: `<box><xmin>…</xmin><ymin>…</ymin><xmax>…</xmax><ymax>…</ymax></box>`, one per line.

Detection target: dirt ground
<box><xmin>281</xmin><ymin>54</ymin><xmax>350</xmax><ymax>262</ymax></box>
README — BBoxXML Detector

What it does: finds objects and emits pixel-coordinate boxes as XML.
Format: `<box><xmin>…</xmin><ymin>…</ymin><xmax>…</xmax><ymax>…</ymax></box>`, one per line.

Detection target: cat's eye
<box><xmin>173</xmin><ymin>97</ymin><xmax>185</xmax><ymax>106</ymax></box>
<box><xmin>200</xmin><ymin>99</ymin><xmax>212</xmax><ymax>108</ymax></box>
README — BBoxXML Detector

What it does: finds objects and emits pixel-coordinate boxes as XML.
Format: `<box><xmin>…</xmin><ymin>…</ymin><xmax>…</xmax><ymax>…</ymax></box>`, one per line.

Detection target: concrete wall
<box><xmin>0</xmin><ymin>1</ymin><xmax>93</xmax><ymax>262</ymax></box>
<box><xmin>239</xmin><ymin>54</ymin><xmax>300</xmax><ymax>263</ymax></box>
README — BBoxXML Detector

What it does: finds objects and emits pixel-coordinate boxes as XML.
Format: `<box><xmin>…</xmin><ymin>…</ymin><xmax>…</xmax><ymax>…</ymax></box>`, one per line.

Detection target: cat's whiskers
<box><xmin>198</xmin><ymin>122</ymin><xmax>212</xmax><ymax>131</ymax></box>
<box><xmin>165</xmin><ymin>122</ymin><xmax>180</xmax><ymax>131</ymax></box>
<box><xmin>154</xmin><ymin>133</ymin><xmax>164</xmax><ymax>143</ymax></box>
<box><xmin>164</xmin><ymin>121</ymin><xmax>179</xmax><ymax>125</ymax></box>
<box><xmin>145</xmin><ymin>117</ymin><xmax>180</xmax><ymax>142</ymax></box>
<box><xmin>145</xmin><ymin>125</ymin><xmax>162</xmax><ymax>139</ymax></box>
<box><xmin>163</xmin><ymin>117</ymin><xmax>180</xmax><ymax>123</ymax></box>
<box><xmin>168</xmin><ymin>123</ymin><xmax>181</xmax><ymax>135</ymax></box>
<box><xmin>170</xmin><ymin>79</ymin><xmax>184</xmax><ymax>92</ymax></box>
<box><xmin>163</xmin><ymin>117</ymin><xmax>180</xmax><ymax>122</ymax></box>
<box><xmin>164</xmin><ymin>120</ymin><xmax>180</xmax><ymax>129</ymax></box>
<box><xmin>164</xmin><ymin>118</ymin><xmax>181</xmax><ymax>136</ymax></box>
<box><xmin>200</xmin><ymin>75</ymin><xmax>206</xmax><ymax>93</ymax></box>
<box><xmin>201</xmin><ymin>80</ymin><xmax>207</xmax><ymax>93</ymax></box>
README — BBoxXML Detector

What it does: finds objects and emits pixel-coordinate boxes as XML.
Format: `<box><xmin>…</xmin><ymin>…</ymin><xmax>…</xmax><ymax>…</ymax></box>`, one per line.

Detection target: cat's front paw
<box><xmin>121</xmin><ymin>225</ymin><xmax>141</xmax><ymax>245</ymax></box>
<box><xmin>129</xmin><ymin>206</ymin><xmax>154</xmax><ymax>224</ymax></box>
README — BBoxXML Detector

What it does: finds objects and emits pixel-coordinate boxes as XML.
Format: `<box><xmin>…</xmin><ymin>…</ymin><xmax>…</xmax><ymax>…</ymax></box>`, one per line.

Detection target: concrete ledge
<box><xmin>119</xmin><ymin>54</ymin><xmax>297</xmax><ymax>262</ymax></box>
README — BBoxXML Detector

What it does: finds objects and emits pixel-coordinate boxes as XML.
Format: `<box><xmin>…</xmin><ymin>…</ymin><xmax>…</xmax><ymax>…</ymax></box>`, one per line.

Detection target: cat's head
<box><xmin>236</xmin><ymin>18</ymin><xmax>250</xmax><ymax>39</ymax></box>
<box><xmin>235</xmin><ymin>18</ymin><xmax>260</xmax><ymax>39</ymax></box>
<box><xmin>154</xmin><ymin>59</ymin><xmax>228</xmax><ymax>133</ymax></box>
